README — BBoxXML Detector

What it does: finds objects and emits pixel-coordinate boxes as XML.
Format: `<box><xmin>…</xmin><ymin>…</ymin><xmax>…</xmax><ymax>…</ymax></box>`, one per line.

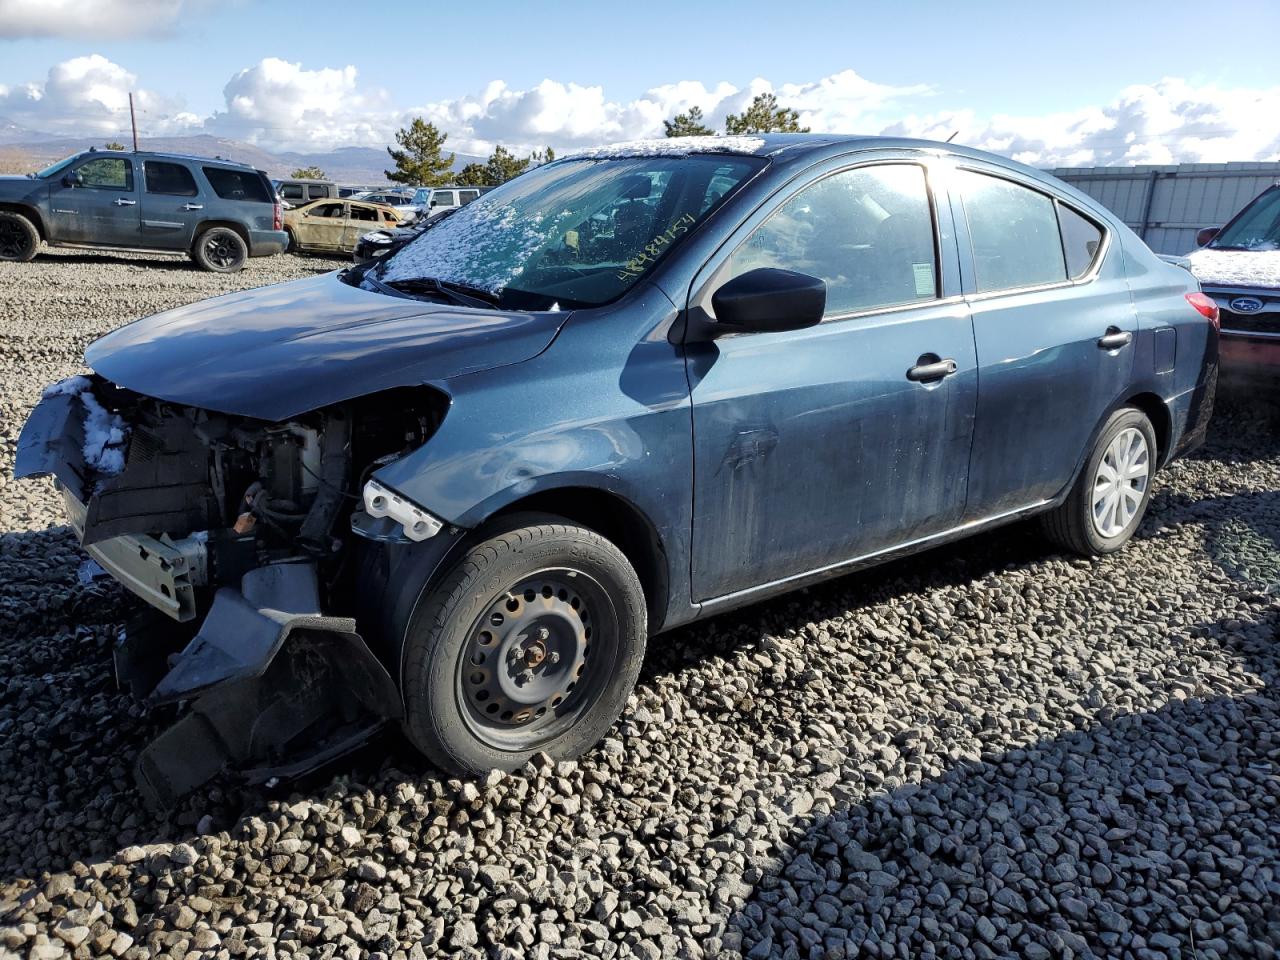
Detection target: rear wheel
<box><xmin>0</xmin><ymin>211</ymin><xmax>39</xmax><ymax>262</ymax></box>
<box><xmin>1042</xmin><ymin>406</ymin><xmax>1157</xmax><ymax>556</ymax></box>
<box><xmin>400</xmin><ymin>515</ymin><xmax>646</xmax><ymax>776</ymax></box>
<box><xmin>192</xmin><ymin>226</ymin><xmax>248</xmax><ymax>272</ymax></box>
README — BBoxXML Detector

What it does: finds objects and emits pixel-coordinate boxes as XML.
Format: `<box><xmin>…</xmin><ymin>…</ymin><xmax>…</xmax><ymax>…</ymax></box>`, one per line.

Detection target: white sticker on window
<box><xmin>912</xmin><ymin>262</ymin><xmax>935</xmax><ymax>297</ymax></box>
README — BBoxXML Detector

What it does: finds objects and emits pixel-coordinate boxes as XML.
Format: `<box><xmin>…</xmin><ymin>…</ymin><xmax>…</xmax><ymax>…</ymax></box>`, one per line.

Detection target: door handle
<box><xmin>113</xmin><ymin>198</ymin><xmax>137</xmax><ymax>206</ymax></box>
<box><xmin>1097</xmin><ymin>327</ymin><xmax>1133</xmax><ymax>350</ymax></box>
<box><xmin>906</xmin><ymin>357</ymin><xmax>958</xmax><ymax>382</ymax></box>
<box><xmin>182</xmin><ymin>203</ymin><xmax>203</xmax><ymax>211</ymax></box>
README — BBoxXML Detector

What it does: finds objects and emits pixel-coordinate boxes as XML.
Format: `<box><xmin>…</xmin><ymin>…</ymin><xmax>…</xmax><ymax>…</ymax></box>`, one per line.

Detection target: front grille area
<box><xmin>1204</xmin><ymin>288</ymin><xmax>1280</xmax><ymax>336</ymax></box>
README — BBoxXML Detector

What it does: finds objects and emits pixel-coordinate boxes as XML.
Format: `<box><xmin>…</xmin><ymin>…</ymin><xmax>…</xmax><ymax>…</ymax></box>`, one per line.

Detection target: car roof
<box><xmin>110</xmin><ymin>150</ymin><xmax>261</xmax><ymax>171</ymax></box>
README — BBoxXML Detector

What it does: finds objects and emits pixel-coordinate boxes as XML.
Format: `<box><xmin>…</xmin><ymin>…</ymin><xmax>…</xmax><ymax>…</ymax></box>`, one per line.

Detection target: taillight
<box><xmin>273</xmin><ymin>201</ymin><xmax>282</xmax><ymax>232</ymax></box>
<box><xmin>1185</xmin><ymin>291</ymin><xmax>1219</xmax><ymax>330</ymax></box>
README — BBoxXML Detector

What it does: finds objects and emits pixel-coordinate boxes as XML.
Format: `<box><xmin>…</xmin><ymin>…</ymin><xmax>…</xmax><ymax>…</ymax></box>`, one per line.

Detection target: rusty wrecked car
<box><xmin>15</xmin><ymin>135</ymin><xmax>1217</xmax><ymax>804</ymax></box>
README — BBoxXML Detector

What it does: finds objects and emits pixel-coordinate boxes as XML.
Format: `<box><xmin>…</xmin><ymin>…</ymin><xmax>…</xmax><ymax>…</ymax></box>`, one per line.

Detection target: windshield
<box><xmin>1212</xmin><ymin>187</ymin><xmax>1280</xmax><ymax>251</ymax></box>
<box><xmin>413</xmin><ymin>187</ymin><xmax>432</xmax><ymax>204</ymax></box>
<box><xmin>33</xmin><ymin>154</ymin><xmax>81</xmax><ymax>179</ymax></box>
<box><xmin>370</xmin><ymin>153</ymin><xmax>764</xmax><ymax>309</ymax></box>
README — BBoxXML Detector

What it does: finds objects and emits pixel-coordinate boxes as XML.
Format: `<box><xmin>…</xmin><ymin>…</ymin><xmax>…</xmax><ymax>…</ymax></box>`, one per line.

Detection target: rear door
<box><xmin>687</xmin><ymin>157</ymin><xmax>977</xmax><ymax>601</ymax></box>
<box><xmin>342</xmin><ymin>202</ymin><xmax>381</xmax><ymax>251</ymax></box>
<box><xmin>140</xmin><ymin>160</ymin><xmax>205</xmax><ymax>250</ymax></box>
<box><xmin>950</xmin><ymin>163</ymin><xmax>1136</xmax><ymax>518</ymax></box>
<box><xmin>48</xmin><ymin>154</ymin><xmax>141</xmax><ymax>245</ymax></box>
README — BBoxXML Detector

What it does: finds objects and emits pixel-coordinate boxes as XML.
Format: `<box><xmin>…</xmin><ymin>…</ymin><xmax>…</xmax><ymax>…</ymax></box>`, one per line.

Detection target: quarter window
<box><xmin>202</xmin><ymin>167</ymin><xmax>272</xmax><ymax>203</ymax></box>
<box><xmin>77</xmin><ymin>157</ymin><xmax>133</xmax><ymax>191</ymax></box>
<box><xmin>459</xmin><ymin>189</ymin><xmax>480</xmax><ymax>203</ymax></box>
<box><xmin>144</xmin><ymin>161</ymin><xmax>198</xmax><ymax>197</ymax></box>
<box><xmin>1057</xmin><ymin>203</ymin><xmax>1104</xmax><ymax>278</ymax></box>
<box><xmin>957</xmin><ymin>170</ymin><xmax>1067</xmax><ymax>293</ymax></box>
<box><xmin>727</xmin><ymin>164</ymin><xmax>939</xmax><ymax>318</ymax></box>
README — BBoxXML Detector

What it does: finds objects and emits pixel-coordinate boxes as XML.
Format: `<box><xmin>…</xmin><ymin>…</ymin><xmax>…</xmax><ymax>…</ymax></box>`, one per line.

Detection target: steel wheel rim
<box><xmin>1091</xmin><ymin>426</ymin><xmax>1150</xmax><ymax>538</ymax></box>
<box><xmin>0</xmin><ymin>221</ymin><xmax>28</xmax><ymax>258</ymax></box>
<box><xmin>205</xmin><ymin>234</ymin><xmax>239</xmax><ymax>268</ymax></box>
<box><xmin>457</xmin><ymin>567</ymin><xmax>617</xmax><ymax>750</ymax></box>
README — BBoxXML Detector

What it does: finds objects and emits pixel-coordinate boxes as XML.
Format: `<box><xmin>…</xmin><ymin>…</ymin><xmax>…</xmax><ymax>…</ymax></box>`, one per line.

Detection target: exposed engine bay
<box><xmin>16</xmin><ymin>375</ymin><xmax>451</xmax><ymax>805</ymax></box>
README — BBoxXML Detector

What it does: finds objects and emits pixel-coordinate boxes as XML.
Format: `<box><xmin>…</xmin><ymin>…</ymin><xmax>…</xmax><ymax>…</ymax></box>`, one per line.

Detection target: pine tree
<box><xmin>482</xmin><ymin>145</ymin><xmax>531</xmax><ymax>185</ymax></box>
<box><xmin>385</xmin><ymin>118</ymin><xmax>455</xmax><ymax>186</ymax></box>
<box><xmin>528</xmin><ymin>145</ymin><xmax>556</xmax><ymax>166</ymax></box>
<box><xmin>663</xmin><ymin>106</ymin><xmax>714</xmax><ymax>138</ymax></box>
<box><xmin>724</xmin><ymin>93</ymin><xmax>809</xmax><ymax>135</ymax></box>
<box><xmin>455</xmin><ymin>162</ymin><xmax>488</xmax><ymax>187</ymax></box>
<box><xmin>290</xmin><ymin>165</ymin><xmax>326</xmax><ymax>180</ymax></box>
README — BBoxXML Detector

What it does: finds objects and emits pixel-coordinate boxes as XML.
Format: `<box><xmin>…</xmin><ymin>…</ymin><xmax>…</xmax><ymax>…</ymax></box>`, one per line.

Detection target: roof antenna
<box><xmin>945</xmin><ymin>130</ymin><xmax>959</xmax><ymax>143</ymax></box>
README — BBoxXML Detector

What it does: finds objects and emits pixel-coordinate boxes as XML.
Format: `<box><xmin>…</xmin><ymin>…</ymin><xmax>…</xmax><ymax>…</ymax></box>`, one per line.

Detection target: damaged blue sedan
<box><xmin>15</xmin><ymin>135</ymin><xmax>1218</xmax><ymax>804</ymax></box>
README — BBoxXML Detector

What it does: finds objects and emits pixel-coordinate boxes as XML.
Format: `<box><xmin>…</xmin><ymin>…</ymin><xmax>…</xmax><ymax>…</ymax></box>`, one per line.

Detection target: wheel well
<box><xmin>1123</xmin><ymin>392</ymin><xmax>1171</xmax><ymax>463</ymax></box>
<box><xmin>489</xmin><ymin>488</ymin><xmax>669</xmax><ymax>628</ymax></box>
<box><xmin>192</xmin><ymin>220</ymin><xmax>250</xmax><ymax>250</ymax></box>
<box><xmin>0</xmin><ymin>203</ymin><xmax>46</xmax><ymax>240</ymax></box>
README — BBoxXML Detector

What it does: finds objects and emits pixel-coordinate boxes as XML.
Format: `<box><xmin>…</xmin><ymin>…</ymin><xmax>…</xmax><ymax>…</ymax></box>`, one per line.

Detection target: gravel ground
<box><xmin>1</xmin><ymin>249</ymin><xmax>1279</xmax><ymax>959</ymax></box>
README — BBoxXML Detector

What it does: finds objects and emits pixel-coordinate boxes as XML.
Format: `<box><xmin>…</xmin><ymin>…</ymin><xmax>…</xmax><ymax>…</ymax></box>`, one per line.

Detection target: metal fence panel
<box><xmin>1050</xmin><ymin>163</ymin><xmax>1280</xmax><ymax>255</ymax></box>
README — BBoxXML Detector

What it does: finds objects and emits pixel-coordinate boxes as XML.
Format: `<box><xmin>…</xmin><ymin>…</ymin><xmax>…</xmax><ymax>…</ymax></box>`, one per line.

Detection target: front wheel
<box><xmin>0</xmin><ymin>211</ymin><xmax>40</xmax><ymax>262</ymax></box>
<box><xmin>192</xmin><ymin>226</ymin><xmax>248</xmax><ymax>272</ymax></box>
<box><xmin>400</xmin><ymin>515</ymin><xmax>647</xmax><ymax>776</ymax></box>
<box><xmin>1041</xmin><ymin>406</ymin><xmax>1157</xmax><ymax>556</ymax></box>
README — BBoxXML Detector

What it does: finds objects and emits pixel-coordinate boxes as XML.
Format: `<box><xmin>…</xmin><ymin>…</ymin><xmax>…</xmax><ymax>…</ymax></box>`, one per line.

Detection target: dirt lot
<box><xmin>1</xmin><ymin>249</ymin><xmax>1279</xmax><ymax>959</ymax></box>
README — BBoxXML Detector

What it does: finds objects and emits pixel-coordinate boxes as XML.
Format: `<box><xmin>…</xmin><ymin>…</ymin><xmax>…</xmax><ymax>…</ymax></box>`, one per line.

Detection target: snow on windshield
<box><xmin>379</xmin><ymin>194</ymin><xmax>570</xmax><ymax>294</ymax></box>
<box><xmin>566</xmin><ymin>136</ymin><xmax>766</xmax><ymax>159</ymax></box>
<box><xmin>1186</xmin><ymin>249</ymin><xmax>1280</xmax><ymax>289</ymax></box>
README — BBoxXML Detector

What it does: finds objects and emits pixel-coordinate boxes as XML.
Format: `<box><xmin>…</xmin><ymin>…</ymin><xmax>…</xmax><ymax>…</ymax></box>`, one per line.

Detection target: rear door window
<box><xmin>202</xmin><ymin>167</ymin><xmax>272</xmax><ymax>203</ymax></box>
<box><xmin>433</xmin><ymin>191</ymin><xmax>455</xmax><ymax>206</ymax></box>
<box><xmin>144</xmin><ymin>161</ymin><xmax>198</xmax><ymax>197</ymax></box>
<box><xmin>281</xmin><ymin>184</ymin><xmax>305</xmax><ymax>201</ymax></box>
<box><xmin>459</xmin><ymin>189</ymin><xmax>480</xmax><ymax>203</ymax></box>
<box><xmin>306</xmin><ymin>184</ymin><xmax>329</xmax><ymax>200</ymax></box>
<box><xmin>727</xmin><ymin>163</ymin><xmax>939</xmax><ymax>317</ymax></box>
<box><xmin>957</xmin><ymin>170</ymin><xmax>1067</xmax><ymax>293</ymax></box>
<box><xmin>1057</xmin><ymin>203</ymin><xmax>1104</xmax><ymax>278</ymax></box>
<box><xmin>77</xmin><ymin>157</ymin><xmax>134</xmax><ymax>191</ymax></box>
<box><xmin>311</xmin><ymin>202</ymin><xmax>346</xmax><ymax>218</ymax></box>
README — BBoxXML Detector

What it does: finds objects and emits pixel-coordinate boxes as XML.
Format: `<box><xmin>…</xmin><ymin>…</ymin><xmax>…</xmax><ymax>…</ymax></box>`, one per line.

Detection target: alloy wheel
<box><xmin>0</xmin><ymin>220</ymin><xmax>30</xmax><ymax>259</ymax></box>
<box><xmin>205</xmin><ymin>234</ymin><xmax>240</xmax><ymax>268</ymax></box>
<box><xmin>1091</xmin><ymin>426</ymin><xmax>1150</xmax><ymax>538</ymax></box>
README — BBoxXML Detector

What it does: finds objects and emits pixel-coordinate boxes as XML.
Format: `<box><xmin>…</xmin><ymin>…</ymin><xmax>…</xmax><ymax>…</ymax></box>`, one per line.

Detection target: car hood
<box><xmin>1186</xmin><ymin>248</ymin><xmax>1280</xmax><ymax>290</ymax></box>
<box><xmin>85</xmin><ymin>272</ymin><xmax>568</xmax><ymax>420</ymax></box>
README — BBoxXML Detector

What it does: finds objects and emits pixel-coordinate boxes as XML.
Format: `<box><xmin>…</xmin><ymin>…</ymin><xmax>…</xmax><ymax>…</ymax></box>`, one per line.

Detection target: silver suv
<box><xmin>0</xmin><ymin>149</ymin><xmax>288</xmax><ymax>272</ymax></box>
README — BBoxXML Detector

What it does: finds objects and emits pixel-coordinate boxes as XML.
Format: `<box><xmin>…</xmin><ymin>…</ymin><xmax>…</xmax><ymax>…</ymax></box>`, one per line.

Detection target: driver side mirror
<box><xmin>62</xmin><ymin>171</ymin><xmax>84</xmax><ymax>188</ymax></box>
<box><xmin>709</xmin><ymin>268</ymin><xmax>826</xmax><ymax>336</ymax></box>
<box><xmin>1196</xmin><ymin>226</ymin><xmax>1220</xmax><ymax>247</ymax></box>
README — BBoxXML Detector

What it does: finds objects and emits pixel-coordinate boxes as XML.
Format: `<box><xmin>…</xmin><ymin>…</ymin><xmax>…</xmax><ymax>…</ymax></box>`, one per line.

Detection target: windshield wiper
<box><xmin>383</xmin><ymin>277</ymin><xmax>501</xmax><ymax>309</ymax></box>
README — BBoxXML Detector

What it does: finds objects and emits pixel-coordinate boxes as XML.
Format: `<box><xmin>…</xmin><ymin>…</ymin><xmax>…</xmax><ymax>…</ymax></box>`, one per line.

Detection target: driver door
<box><xmin>686</xmin><ymin>159</ymin><xmax>977</xmax><ymax>601</ymax></box>
<box><xmin>48</xmin><ymin>155</ymin><xmax>141</xmax><ymax>245</ymax></box>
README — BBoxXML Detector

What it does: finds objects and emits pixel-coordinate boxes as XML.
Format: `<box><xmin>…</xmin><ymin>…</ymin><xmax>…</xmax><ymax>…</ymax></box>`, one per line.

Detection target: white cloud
<box><xmin>204</xmin><ymin>57</ymin><xmax>393</xmax><ymax>151</ymax></box>
<box><xmin>886</xmin><ymin>78</ymin><xmax>1280</xmax><ymax>167</ymax></box>
<box><xmin>0</xmin><ymin>0</ymin><xmax>191</xmax><ymax>39</ymax></box>
<box><xmin>2</xmin><ymin>54</ymin><xmax>1278</xmax><ymax>168</ymax></box>
<box><xmin>0</xmin><ymin>54</ymin><xmax>184</xmax><ymax>137</ymax></box>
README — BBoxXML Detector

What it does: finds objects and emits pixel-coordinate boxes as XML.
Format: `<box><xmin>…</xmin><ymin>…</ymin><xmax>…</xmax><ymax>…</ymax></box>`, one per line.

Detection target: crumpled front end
<box><xmin>16</xmin><ymin>375</ymin><xmax>451</xmax><ymax>805</ymax></box>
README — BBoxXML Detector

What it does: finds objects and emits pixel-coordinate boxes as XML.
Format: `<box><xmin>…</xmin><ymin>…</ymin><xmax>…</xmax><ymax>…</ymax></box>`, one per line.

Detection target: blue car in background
<box><xmin>15</xmin><ymin>134</ymin><xmax>1218</xmax><ymax>802</ymax></box>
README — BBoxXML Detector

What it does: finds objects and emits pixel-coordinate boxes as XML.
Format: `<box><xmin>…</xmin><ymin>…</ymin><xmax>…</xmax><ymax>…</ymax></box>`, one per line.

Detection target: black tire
<box><xmin>284</xmin><ymin>228</ymin><xmax>298</xmax><ymax>254</ymax></box>
<box><xmin>0</xmin><ymin>211</ymin><xmax>39</xmax><ymax>262</ymax></box>
<box><xmin>400</xmin><ymin>514</ymin><xmax>646</xmax><ymax>776</ymax></box>
<box><xmin>1041</xmin><ymin>406</ymin><xmax>1158</xmax><ymax>556</ymax></box>
<box><xmin>192</xmin><ymin>226</ymin><xmax>248</xmax><ymax>273</ymax></box>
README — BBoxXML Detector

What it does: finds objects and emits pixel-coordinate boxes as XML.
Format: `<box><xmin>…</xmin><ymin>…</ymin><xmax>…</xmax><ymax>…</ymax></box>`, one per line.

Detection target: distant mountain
<box><xmin>0</xmin><ymin>131</ymin><xmax>485</xmax><ymax>184</ymax></box>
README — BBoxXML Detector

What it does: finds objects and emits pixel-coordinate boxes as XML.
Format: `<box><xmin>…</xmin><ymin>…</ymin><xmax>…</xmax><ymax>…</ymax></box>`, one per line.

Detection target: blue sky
<box><xmin>2</xmin><ymin>0</ymin><xmax>1278</xmax><ymax>164</ymax></box>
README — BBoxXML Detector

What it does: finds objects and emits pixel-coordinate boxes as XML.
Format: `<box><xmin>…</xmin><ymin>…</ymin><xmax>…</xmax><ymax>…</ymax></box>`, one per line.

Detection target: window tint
<box><xmin>144</xmin><ymin>161</ymin><xmax>198</xmax><ymax>196</ymax></box>
<box><xmin>1057</xmin><ymin>203</ymin><xmax>1104</xmax><ymax>278</ymax></box>
<box><xmin>727</xmin><ymin>164</ymin><xmax>938</xmax><ymax>317</ymax></box>
<box><xmin>306</xmin><ymin>184</ymin><xmax>329</xmax><ymax>200</ymax></box>
<box><xmin>202</xmin><ymin>167</ymin><xmax>272</xmax><ymax>203</ymax></box>
<box><xmin>281</xmin><ymin>184</ymin><xmax>304</xmax><ymax>200</ymax></box>
<box><xmin>77</xmin><ymin>157</ymin><xmax>133</xmax><ymax>191</ymax></box>
<box><xmin>432</xmin><ymin>191</ymin><xmax>455</xmax><ymax>206</ymax></box>
<box><xmin>957</xmin><ymin>170</ymin><xmax>1066</xmax><ymax>293</ymax></box>
<box><xmin>459</xmin><ymin>189</ymin><xmax>480</xmax><ymax>203</ymax></box>
<box><xmin>350</xmin><ymin>205</ymin><xmax>378</xmax><ymax>222</ymax></box>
